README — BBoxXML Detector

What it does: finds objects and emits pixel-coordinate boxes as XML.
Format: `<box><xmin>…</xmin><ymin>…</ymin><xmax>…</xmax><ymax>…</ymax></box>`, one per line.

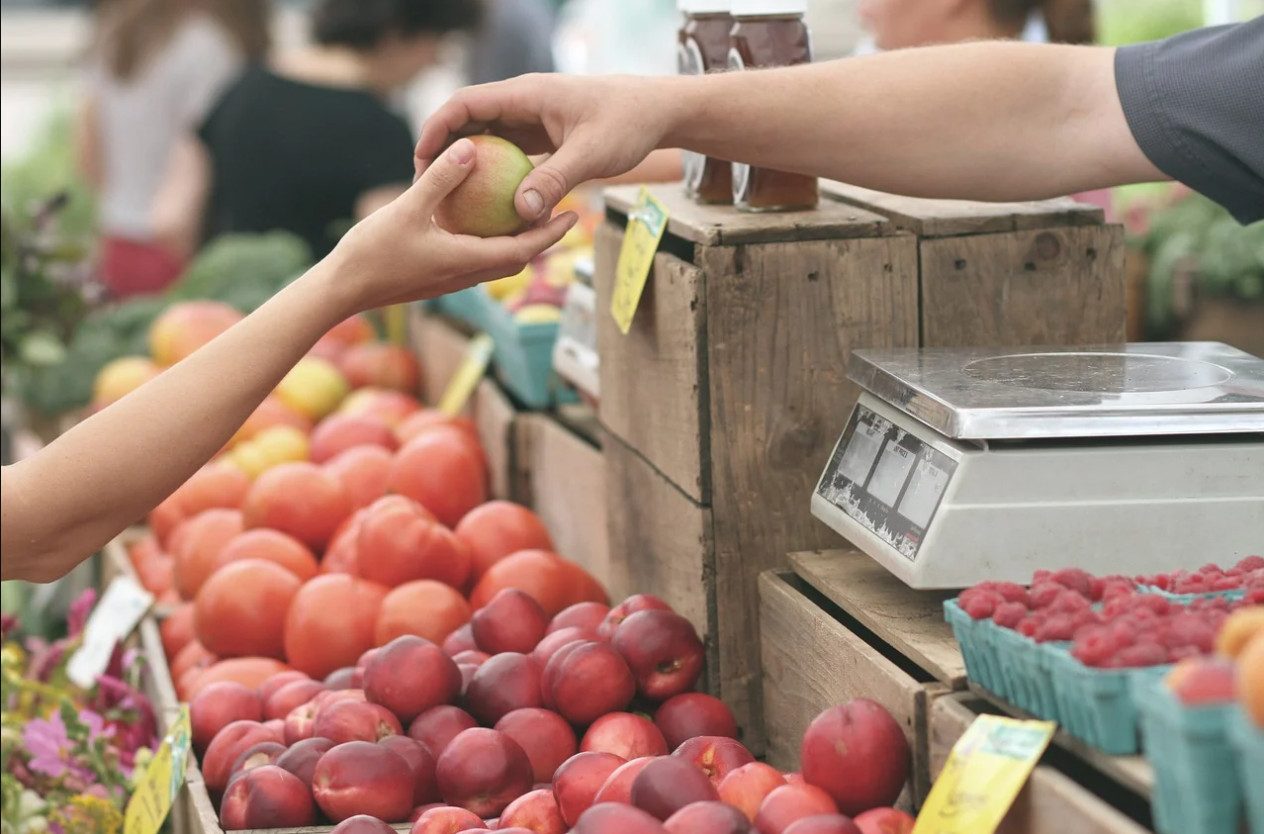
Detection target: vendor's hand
<box><xmin>415</xmin><ymin>75</ymin><xmax>673</xmax><ymax>224</ymax></box>
<box><xmin>329</xmin><ymin>137</ymin><xmax>579</xmax><ymax>313</ymax></box>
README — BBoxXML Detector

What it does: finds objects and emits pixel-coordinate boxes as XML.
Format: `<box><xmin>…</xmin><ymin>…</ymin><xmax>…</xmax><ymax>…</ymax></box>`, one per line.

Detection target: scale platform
<box><xmin>811</xmin><ymin>342</ymin><xmax>1264</xmax><ymax>588</ymax></box>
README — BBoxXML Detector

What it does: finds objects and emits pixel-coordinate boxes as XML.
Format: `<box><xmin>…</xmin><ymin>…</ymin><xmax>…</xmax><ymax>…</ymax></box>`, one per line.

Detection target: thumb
<box><xmin>514</xmin><ymin>139</ymin><xmax>596</xmax><ymax>222</ymax></box>
<box><xmin>408</xmin><ymin>138</ymin><xmax>477</xmax><ymax>215</ymax></box>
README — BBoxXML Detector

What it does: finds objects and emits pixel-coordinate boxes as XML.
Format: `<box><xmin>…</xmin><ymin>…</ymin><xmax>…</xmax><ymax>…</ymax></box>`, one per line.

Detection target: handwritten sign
<box><xmin>124</xmin><ymin>706</ymin><xmax>191</xmax><ymax>834</ymax></box>
<box><xmin>438</xmin><ymin>333</ymin><xmax>494</xmax><ymax>416</ymax></box>
<box><xmin>610</xmin><ymin>188</ymin><xmax>670</xmax><ymax>335</ymax></box>
<box><xmin>67</xmin><ymin>576</ymin><xmax>153</xmax><ymax>688</ymax></box>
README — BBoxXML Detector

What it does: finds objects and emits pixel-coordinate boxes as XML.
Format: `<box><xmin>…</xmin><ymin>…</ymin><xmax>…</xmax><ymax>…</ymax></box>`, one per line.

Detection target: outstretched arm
<box><xmin>1</xmin><ymin>139</ymin><xmax>578</xmax><ymax>583</ymax></box>
<box><xmin>416</xmin><ymin>41</ymin><xmax>1164</xmax><ymax>221</ymax></box>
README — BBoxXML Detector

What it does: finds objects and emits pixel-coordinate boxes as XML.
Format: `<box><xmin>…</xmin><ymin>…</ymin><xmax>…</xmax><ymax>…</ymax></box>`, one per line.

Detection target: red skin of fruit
<box><xmin>655</xmin><ymin>693</ymin><xmax>739</xmax><ymax>750</ymax></box>
<box><xmin>435</xmin><ymin>728</ymin><xmax>535</xmax><ymax>818</ymax></box>
<box><xmin>326</xmin><ymin>667</ymin><xmax>358</xmax><ymax>690</ymax></box>
<box><xmin>313</xmin><ymin>699</ymin><xmax>403</xmax><ymax>745</ymax></box>
<box><xmin>380</xmin><ymin>735</ymin><xmax>441</xmax><ymax>806</ymax></box>
<box><xmin>720</xmin><ymin>763</ymin><xmax>787</xmax><ymax>821</ymax></box>
<box><xmin>549</xmin><ymin>602</ymin><xmax>612</xmax><ymax>636</ymax></box>
<box><xmin>365</xmin><ymin>635</ymin><xmax>464</xmax><ymax>723</ymax></box>
<box><xmin>466</xmin><ymin>652</ymin><xmax>544</xmax><ymax>724</ymax></box>
<box><xmin>458</xmin><ymin>664</ymin><xmax>478</xmax><ymax>696</ymax></box>
<box><xmin>453</xmin><ymin>650</ymin><xmax>491</xmax><ymax>666</ymax></box>
<box><xmin>330</xmin><ymin>815</ymin><xmax>398</xmax><ymax>834</ymax></box>
<box><xmin>228</xmin><ymin>741</ymin><xmax>287</xmax><ymax>780</ymax></box>
<box><xmin>325</xmin><ymin>445</ymin><xmax>394</xmax><ymax>511</ymax></box>
<box><xmin>285</xmin><ymin>574</ymin><xmax>390</xmax><ymax>680</ymax></box>
<box><xmin>631</xmin><ymin>756</ymin><xmax>722</xmax><ymax>821</ymax></box>
<box><xmin>498</xmin><ymin>788</ymin><xmax>566</xmax><ymax>834</ymax></box>
<box><xmin>673</xmin><ymin>736</ymin><xmax>756</xmax><ymax>787</ymax></box>
<box><xmin>313</xmin><ymin>741</ymin><xmax>416</xmax><ymax>822</ymax></box>
<box><xmin>800</xmin><ymin>701</ymin><xmax>910</xmax><ymax>816</ymax></box>
<box><xmin>546</xmin><ymin>642</ymin><xmax>637</xmax><ymax>725</ymax></box>
<box><xmin>533</xmin><ymin>627</ymin><xmax>600</xmax><ymax>667</ymax></box>
<box><xmin>284</xmin><ymin>699</ymin><xmax>322</xmax><ymax>745</ymax></box>
<box><xmin>571</xmin><ymin>803</ymin><xmax>668</xmax><ymax>834</ymax></box>
<box><xmin>410</xmin><ymin>804</ymin><xmax>485</xmax><ymax>833</ymax></box>
<box><xmin>357</xmin><ymin>495</ymin><xmax>470</xmax><ymax>590</ymax></box>
<box><xmin>390</xmin><ymin>431</ymin><xmax>488</xmax><ymax>529</ymax></box>
<box><xmin>853</xmin><ymin>808</ymin><xmax>916</xmax><ymax>834</ymax></box>
<box><xmin>593</xmin><ymin>756</ymin><xmax>655</xmax><ymax>805</ymax></box>
<box><xmin>190</xmin><ymin>682</ymin><xmax>261</xmax><ymax>755</ymax></box>
<box><xmin>471</xmin><ymin>589</ymin><xmax>549</xmax><ymax>655</ymax></box>
<box><xmin>598</xmin><ymin>595</ymin><xmax>673</xmax><ymax>641</ymax></box>
<box><xmin>581</xmin><ymin>713</ymin><xmax>669</xmax><ymax>760</ymax></box>
<box><xmin>220</xmin><ymin>764</ymin><xmax>316</xmax><ymax>829</ymax></box>
<box><xmin>258</xmin><ymin>671</ymin><xmax>310</xmax><ymax>705</ymax></box>
<box><xmin>242</xmin><ymin>462</ymin><xmax>352</xmax><ymax>550</ymax></box>
<box><xmin>455</xmin><ymin>500</ymin><xmax>556</xmax><ymax>581</ymax></box>
<box><xmin>338</xmin><ymin>342</ymin><xmax>421</xmax><ymax>393</ymax></box>
<box><xmin>263</xmin><ymin>718</ymin><xmax>285</xmax><ymax>736</ymax></box>
<box><xmin>202</xmin><ymin>720</ymin><xmax>283</xmax><ymax>793</ymax></box>
<box><xmin>783</xmin><ymin>816</ymin><xmax>864</xmax><ymax>834</ymax></box>
<box><xmin>494</xmin><ymin>708</ymin><xmax>578</xmax><ymax>785</ymax></box>
<box><xmin>309</xmin><ymin>414</ymin><xmax>398</xmax><ymax>464</ymax></box>
<box><xmin>1167</xmin><ymin>658</ymin><xmax>1238</xmax><ymax>705</ymax></box>
<box><xmin>410</xmin><ymin>705</ymin><xmax>479</xmax><ymax>758</ymax></box>
<box><xmin>275</xmin><ymin>737</ymin><xmax>334</xmax><ymax>787</ymax></box>
<box><xmin>612</xmin><ymin>610</ymin><xmax>705</xmax><ymax>701</ymax></box>
<box><xmin>664</xmin><ymin>801</ymin><xmax>754</xmax><ymax>834</ymax></box>
<box><xmin>551</xmin><ymin>751</ymin><xmax>627</xmax><ymax>826</ymax></box>
<box><xmin>445</xmin><ymin>624</ymin><xmax>478</xmax><ymax>656</ymax></box>
<box><xmin>264</xmin><ymin>679</ymin><xmax>327</xmax><ymax>721</ymax></box>
<box><xmin>755</xmin><ymin>784</ymin><xmax>840</xmax><ymax>834</ymax></box>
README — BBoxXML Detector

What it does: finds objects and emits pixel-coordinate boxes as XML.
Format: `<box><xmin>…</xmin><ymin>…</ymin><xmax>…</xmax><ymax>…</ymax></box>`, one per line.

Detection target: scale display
<box><xmin>815</xmin><ymin>403</ymin><xmax>958</xmax><ymax>561</ymax></box>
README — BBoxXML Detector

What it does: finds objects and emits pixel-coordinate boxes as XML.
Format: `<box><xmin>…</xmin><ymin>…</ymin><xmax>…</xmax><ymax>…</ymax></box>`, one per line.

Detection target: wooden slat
<box><xmin>410</xmin><ymin>308</ymin><xmax>476</xmax><ymax>409</ymax></box>
<box><xmin>919</xmin><ymin>225</ymin><xmax>1128</xmax><ymax>347</ymax></box>
<box><xmin>470</xmin><ymin>379</ymin><xmax>517</xmax><ymax>500</ymax></box>
<box><xmin>594</xmin><ymin>222</ymin><xmax>710</xmax><ymax>501</ymax></box>
<box><xmin>821</xmin><ymin>180</ymin><xmax>1105</xmax><ymax>237</ymax></box>
<box><xmin>930</xmin><ymin>694</ymin><xmax>1153</xmax><ymax>834</ymax></box>
<box><xmin>604</xmin><ymin>183</ymin><xmax>891</xmax><ymax>246</ymax></box>
<box><xmin>789</xmin><ymin>550</ymin><xmax>966</xmax><ymax>687</ymax></box>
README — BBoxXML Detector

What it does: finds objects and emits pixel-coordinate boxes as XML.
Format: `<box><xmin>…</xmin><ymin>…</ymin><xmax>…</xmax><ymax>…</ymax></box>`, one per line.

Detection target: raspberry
<box><xmin>1049</xmin><ymin>590</ymin><xmax>1091</xmax><ymax>614</ymax></box>
<box><xmin>960</xmin><ymin>589</ymin><xmax>1003</xmax><ymax>620</ymax></box>
<box><xmin>1236</xmin><ymin>555</ymin><xmax>1264</xmax><ymax>572</ymax></box>
<box><xmin>1072</xmin><ymin>626</ymin><xmax>1117</xmax><ymax>667</ymax></box>
<box><xmin>992</xmin><ymin>583</ymin><xmax>1030</xmax><ymax>606</ymax></box>
<box><xmin>1032</xmin><ymin>569</ymin><xmax>1053</xmax><ymax>585</ymax></box>
<box><xmin>992</xmin><ymin>601</ymin><xmax>1027</xmax><ymax>629</ymax></box>
<box><xmin>1017</xmin><ymin>617</ymin><xmax>1040</xmax><ymax>638</ymax></box>
<box><xmin>1110</xmin><ymin>642</ymin><xmax>1169</xmax><ymax>668</ymax></box>
<box><xmin>1136</xmin><ymin>595</ymin><xmax>1172</xmax><ymax>615</ymax></box>
<box><xmin>1052</xmin><ymin>568</ymin><xmax>1094</xmax><ymax>598</ymax></box>
<box><xmin>1029</xmin><ymin>582</ymin><xmax>1063</xmax><ymax>609</ymax></box>
<box><xmin>1035</xmin><ymin>613</ymin><xmax>1077</xmax><ymax>643</ymax></box>
<box><xmin>1107</xmin><ymin>618</ymin><xmax>1139</xmax><ymax>646</ymax></box>
<box><xmin>1211</xmin><ymin>576</ymin><xmax>1242</xmax><ymax>591</ymax></box>
<box><xmin>1163</xmin><ymin>613</ymin><xmax>1215</xmax><ymax>654</ymax></box>
<box><xmin>1199</xmin><ymin>562</ymin><xmax>1223</xmax><ymax>575</ymax></box>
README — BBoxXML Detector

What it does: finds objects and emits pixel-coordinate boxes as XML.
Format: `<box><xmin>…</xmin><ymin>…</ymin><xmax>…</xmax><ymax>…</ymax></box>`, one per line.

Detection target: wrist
<box><xmin>295</xmin><ymin>254</ymin><xmax>362</xmax><ymax>328</ymax></box>
<box><xmin>657</xmin><ymin>74</ymin><xmax>709</xmax><ymax>151</ymax></box>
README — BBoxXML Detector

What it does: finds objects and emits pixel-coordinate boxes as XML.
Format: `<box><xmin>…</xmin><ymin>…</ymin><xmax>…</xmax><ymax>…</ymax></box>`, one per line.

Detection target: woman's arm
<box><xmin>151</xmin><ymin>134</ymin><xmax>212</xmax><ymax>259</ymax></box>
<box><xmin>73</xmin><ymin>94</ymin><xmax>104</xmax><ymax>191</ymax></box>
<box><xmin>1</xmin><ymin>139</ymin><xmax>578</xmax><ymax>584</ymax></box>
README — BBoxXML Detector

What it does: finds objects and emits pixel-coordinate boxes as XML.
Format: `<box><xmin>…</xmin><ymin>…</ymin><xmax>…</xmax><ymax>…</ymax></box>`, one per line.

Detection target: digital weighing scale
<box><xmin>811</xmin><ymin>342</ymin><xmax>1264</xmax><ymax>589</ymax></box>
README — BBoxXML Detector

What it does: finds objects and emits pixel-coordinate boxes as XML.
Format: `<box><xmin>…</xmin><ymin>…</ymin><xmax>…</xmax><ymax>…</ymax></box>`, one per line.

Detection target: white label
<box><xmin>898</xmin><ymin>458</ymin><xmax>950</xmax><ymax>529</ymax></box>
<box><xmin>839</xmin><ymin>419</ymin><xmax>884</xmax><ymax>485</ymax></box>
<box><xmin>68</xmin><ymin>576</ymin><xmax>154</xmax><ymax>688</ymax></box>
<box><xmin>868</xmin><ymin>441</ymin><xmax>916</xmax><ymax>508</ymax></box>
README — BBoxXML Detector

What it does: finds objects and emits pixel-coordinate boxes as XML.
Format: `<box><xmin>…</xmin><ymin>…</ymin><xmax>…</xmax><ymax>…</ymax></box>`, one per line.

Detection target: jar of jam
<box><xmin>728</xmin><ymin>0</ymin><xmax>818</xmax><ymax>212</ymax></box>
<box><xmin>678</xmin><ymin>0</ymin><xmax>735</xmax><ymax>204</ymax></box>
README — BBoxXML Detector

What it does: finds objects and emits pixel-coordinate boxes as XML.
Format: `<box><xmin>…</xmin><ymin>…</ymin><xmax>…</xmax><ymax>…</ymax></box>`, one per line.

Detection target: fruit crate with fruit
<box><xmin>594</xmin><ymin>182</ymin><xmax>1126</xmax><ymax>751</ymax></box>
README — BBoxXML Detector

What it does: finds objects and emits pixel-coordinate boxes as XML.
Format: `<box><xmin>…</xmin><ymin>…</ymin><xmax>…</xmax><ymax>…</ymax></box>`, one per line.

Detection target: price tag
<box><xmin>438</xmin><ymin>333</ymin><xmax>494</xmax><ymax>416</ymax></box>
<box><xmin>610</xmin><ymin>188</ymin><xmax>670</xmax><ymax>335</ymax></box>
<box><xmin>384</xmin><ymin>304</ymin><xmax>408</xmax><ymax>346</ymax></box>
<box><xmin>125</xmin><ymin>706</ymin><xmax>192</xmax><ymax>834</ymax></box>
<box><xmin>67</xmin><ymin>576</ymin><xmax>154</xmax><ymax>688</ymax></box>
<box><xmin>914</xmin><ymin>715</ymin><xmax>1055</xmax><ymax>834</ymax></box>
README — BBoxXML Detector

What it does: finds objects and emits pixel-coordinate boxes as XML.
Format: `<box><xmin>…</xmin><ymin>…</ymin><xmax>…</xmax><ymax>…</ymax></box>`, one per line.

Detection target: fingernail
<box><xmin>522</xmin><ymin>189</ymin><xmax>545</xmax><ymax>218</ymax></box>
<box><xmin>447</xmin><ymin>139</ymin><xmax>474</xmax><ymax>164</ymax></box>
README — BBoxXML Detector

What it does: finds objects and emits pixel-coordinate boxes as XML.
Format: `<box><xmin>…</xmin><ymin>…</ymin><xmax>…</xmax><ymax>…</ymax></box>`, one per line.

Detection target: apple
<box><xmin>599</xmin><ymin>595</ymin><xmax>673</xmax><ymax>641</ymax></box>
<box><xmin>664</xmin><ymin>801</ymin><xmax>753</xmax><ymax>834</ymax></box>
<box><xmin>581</xmin><ymin>713</ymin><xmax>669</xmax><ymax>760</ymax></box>
<box><xmin>612</xmin><ymin>610</ymin><xmax>705</xmax><ymax>700</ymax></box>
<box><xmin>436</xmin><ymin>728</ymin><xmax>534</xmax><ymax>818</ymax></box>
<box><xmin>655</xmin><ymin>693</ymin><xmax>738</xmax><ymax>749</ymax></box>
<box><xmin>800</xmin><ymin>701</ymin><xmax>909</xmax><ymax>816</ymax></box>
<box><xmin>673</xmin><ymin>736</ymin><xmax>755</xmax><ymax>787</ymax></box>
<box><xmin>472</xmin><ymin>588</ymin><xmax>549</xmax><ymax>655</ymax></box>
<box><xmin>551</xmin><ymin>751</ymin><xmax>626</xmax><ymax>825</ymax></box>
<box><xmin>631</xmin><ymin>756</ymin><xmax>721</xmax><ymax>820</ymax></box>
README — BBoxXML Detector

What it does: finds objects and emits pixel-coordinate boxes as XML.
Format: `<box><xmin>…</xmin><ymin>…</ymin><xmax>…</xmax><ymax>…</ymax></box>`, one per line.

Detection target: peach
<box><xmin>376</xmin><ymin>579</ymin><xmax>473</xmax><ymax>647</ymax></box>
<box><xmin>313</xmin><ymin>699</ymin><xmax>403</xmax><ymax>744</ymax></box>
<box><xmin>410</xmin><ymin>805</ymin><xmax>486</xmax><ymax>833</ymax></box>
<box><xmin>593</xmin><ymin>756</ymin><xmax>654</xmax><ymax>805</ymax></box>
<box><xmin>228</xmin><ymin>741</ymin><xmax>286</xmax><ymax>780</ymax></box>
<box><xmin>445</xmin><ymin>624</ymin><xmax>478</xmax><ymax>656</ymax></box>
<box><xmin>326</xmin><ymin>667</ymin><xmax>358</xmax><ymax>690</ymax></box>
<box><xmin>581</xmin><ymin>713</ymin><xmax>669</xmax><ymax>760</ymax></box>
<box><xmin>674</xmin><ymin>736</ymin><xmax>755</xmax><ymax>787</ymax></box>
<box><xmin>550</xmin><ymin>602</ymin><xmax>611</xmax><ymax>635</ymax></box>
<box><xmin>800</xmin><ymin>701</ymin><xmax>908</xmax><ymax>816</ymax></box>
<box><xmin>572</xmin><ymin>803</ymin><xmax>667</xmax><ymax>834</ymax></box>
<box><xmin>257</xmin><ymin>670</ymin><xmax>311</xmax><ymax>704</ymax></box>
<box><xmin>720</xmin><ymin>763</ymin><xmax>787</xmax><ymax>821</ymax></box>
<box><xmin>853</xmin><ymin>808</ymin><xmax>916</xmax><ymax>834</ymax></box>
<box><xmin>380</xmin><ymin>735</ymin><xmax>440</xmax><ymax>806</ymax></box>
<box><xmin>365</xmin><ymin>635</ymin><xmax>463</xmax><ymax>723</ymax></box>
<box><xmin>612</xmin><ymin>610</ymin><xmax>705</xmax><ymax>700</ymax></box>
<box><xmin>313</xmin><ymin>740</ymin><xmax>416</xmax><ymax>822</ymax></box>
<box><xmin>784</xmin><ymin>816</ymin><xmax>863</xmax><ymax>834</ymax></box>
<box><xmin>275</xmin><ymin>737</ymin><xmax>334</xmax><ymax>787</ymax></box>
<box><xmin>533</xmin><ymin>627</ymin><xmax>599</xmax><ymax>667</ymax></box>
<box><xmin>325</xmin><ymin>445</ymin><xmax>395</xmax><ymax>510</ymax></box>
<box><xmin>331</xmin><ymin>816</ymin><xmax>398</xmax><ymax>834</ymax></box>
<box><xmin>217</xmin><ymin>529</ymin><xmax>319</xmax><ymax>582</ymax></box>
<box><xmin>631</xmin><ymin>756</ymin><xmax>720</xmax><ymax>820</ymax></box>
<box><xmin>265</xmin><ymin>679</ymin><xmax>327</xmax><ymax>721</ymax></box>
<box><xmin>190</xmin><ymin>682</ymin><xmax>262</xmax><ymax>754</ymax></box>
<box><xmin>310</xmin><ymin>413</ymin><xmax>398</xmax><ymax>464</ymax></box>
<box><xmin>220</xmin><ymin>764</ymin><xmax>316</xmax><ymax>829</ymax></box>
<box><xmin>499</xmin><ymin>788</ymin><xmax>566</xmax><ymax>834</ymax></box>
<box><xmin>285</xmin><ymin>699</ymin><xmax>322</xmax><ymax>745</ymax></box>
<box><xmin>242</xmin><ymin>462</ymin><xmax>352</xmax><ymax>550</ymax></box>
<box><xmin>467</xmin><ymin>652</ymin><xmax>544</xmax><ymax>724</ymax></box>
<box><xmin>599</xmin><ymin>595</ymin><xmax>673</xmax><ymax>641</ymax></box>
<box><xmin>436</xmin><ymin>728</ymin><xmax>534</xmax><ymax>817</ymax></box>
<box><xmin>339</xmin><ymin>387</ymin><xmax>422</xmax><ymax>428</ymax></box>
<box><xmin>755</xmin><ymin>784</ymin><xmax>840</xmax><ymax>834</ymax></box>
<box><xmin>472</xmin><ymin>588</ymin><xmax>549</xmax><ymax>655</ymax></box>
<box><xmin>453</xmin><ymin>650</ymin><xmax>491</xmax><ymax>666</ymax></box>
<box><xmin>664</xmin><ymin>801</ymin><xmax>753</xmax><ymax>834</ymax></box>
<box><xmin>410</xmin><ymin>705</ymin><xmax>479</xmax><ymax>758</ymax></box>
<box><xmin>455</xmin><ymin>500</ymin><xmax>555</xmax><ymax>580</ymax></box>
<box><xmin>546</xmin><ymin>642</ymin><xmax>636</xmax><ymax>725</ymax></box>
<box><xmin>149</xmin><ymin>300</ymin><xmax>242</xmax><ymax>367</ymax></box>
<box><xmin>1164</xmin><ymin>657</ymin><xmax>1238</xmax><ymax>705</ymax></box>
<box><xmin>338</xmin><ymin>342</ymin><xmax>422</xmax><ymax>392</ymax></box>
<box><xmin>202</xmin><ymin>720</ymin><xmax>283</xmax><ymax>793</ymax></box>
<box><xmin>655</xmin><ymin>693</ymin><xmax>738</xmax><ymax>750</ymax></box>
<box><xmin>357</xmin><ymin>495</ymin><xmax>471</xmax><ymax>589</ymax></box>
<box><xmin>390</xmin><ymin>431</ymin><xmax>488</xmax><ymax>528</ymax></box>
<box><xmin>495</xmin><ymin>708</ymin><xmax>578</xmax><ymax>784</ymax></box>
<box><xmin>552</xmin><ymin>751</ymin><xmax>626</xmax><ymax>825</ymax></box>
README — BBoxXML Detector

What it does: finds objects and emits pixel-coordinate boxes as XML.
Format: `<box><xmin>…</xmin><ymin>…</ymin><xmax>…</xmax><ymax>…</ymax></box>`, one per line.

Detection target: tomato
<box><xmin>455</xmin><ymin>501</ymin><xmax>555</xmax><ymax>581</ymax></box>
<box><xmin>389</xmin><ymin>429</ymin><xmax>488</xmax><ymax>528</ymax></box>
<box><xmin>356</xmin><ymin>495</ymin><xmax>471</xmax><ymax>589</ymax></box>
<box><xmin>186</xmin><ymin>658</ymin><xmax>292</xmax><ymax>699</ymax></box>
<box><xmin>323</xmin><ymin>445</ymin><xmax>393</xmax><ymax>510</ymax></box>
<box><xmin>470</xmin><ymin>550</ymin><xmax>608</xmax><ymax>617</ymax></box>
<box><xmin>194</xmin><ymin>559</ymin><xmax>302</xmax><ymax>659</ymax></box>
<box><xmin>375</xmin><ymin>580</ymin><xmax>472</xmax><ymax>646</ymax></box>
<box><xmin>242</xmin><ymin>462</ymin><xmax>352</xmax><ymax>551</ymax></box>
<box><xmin>172</xmin><ymin>509</ymin><xmax>244</xmax><ymax>600</ymax></box>
<box><xmin>284</xmin><ymin>574</ymin><xmax>389</xmax><ymax>679</ymax></box>
<box><xmin>217</xmin><ymin>529</ymin><xmax>319</xmax><ymax>582</ymax></box>
<box><xmin>160</xmin><ymin>603</ymin><xmax>197</xmax><ymax>661</ymax></box>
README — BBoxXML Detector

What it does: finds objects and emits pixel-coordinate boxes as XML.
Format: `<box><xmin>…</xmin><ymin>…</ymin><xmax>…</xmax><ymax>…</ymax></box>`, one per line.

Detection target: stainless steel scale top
<box><xmin>848</xmin><ymin>342</ymin><xmax>1264</xmax><ymax>440</ymax></box>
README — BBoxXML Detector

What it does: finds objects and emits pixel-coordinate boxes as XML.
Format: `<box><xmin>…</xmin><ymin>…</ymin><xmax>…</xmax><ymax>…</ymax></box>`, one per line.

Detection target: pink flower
<box><xmin>68</xmin><ymin>589</ymin><xmax>97</xmax><ymax>638</ymax></box>
<box><xmin>24</xmin><ymin>713</ymin><xmax>73</xmax><ymax>779</ymax></box>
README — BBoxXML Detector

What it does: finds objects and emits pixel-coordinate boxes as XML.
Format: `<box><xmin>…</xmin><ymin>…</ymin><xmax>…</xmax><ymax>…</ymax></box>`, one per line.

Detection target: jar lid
<box><xmin>731</xmin><ymin>0</ymin><xmax>808</xmax><ymax>14</ymax></box>
<box><xmin>677</xmin><ymin>0</ymin><xmax>731</xmax><ymax>11</ymax></box>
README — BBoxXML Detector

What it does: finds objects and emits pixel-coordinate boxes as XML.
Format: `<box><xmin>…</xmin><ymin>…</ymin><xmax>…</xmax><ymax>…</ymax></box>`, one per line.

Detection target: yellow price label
<box><xmin>125</xmin><ymin>706</ymin><xmax>192</xmax><ymax>834</ymax></box>
<box><xmin>913</xmin><ymin>715</ymin><xmax>1055</xmax><ymax>834</ymax></box>
<box><xmin>610</xmin><ymin>188</ymin><xmax>670</xmax><ymax>335</ymax></box>
<box><xmin>439</xmin><ymin>333</ymin><xmax>494</xmax><ymax>416</ymax></box>
<box><xmin>384</xmin><ymin>304</ymin><xmax>409</xmax><ymax>346</ymax></box>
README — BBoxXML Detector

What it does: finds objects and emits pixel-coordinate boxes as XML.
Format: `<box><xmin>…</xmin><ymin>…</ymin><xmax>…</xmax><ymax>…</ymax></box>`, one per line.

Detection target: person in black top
<box><xmin>154</xmin><ymin>0</ymin><xmax>481</xmax><ymax>260</ymax></box>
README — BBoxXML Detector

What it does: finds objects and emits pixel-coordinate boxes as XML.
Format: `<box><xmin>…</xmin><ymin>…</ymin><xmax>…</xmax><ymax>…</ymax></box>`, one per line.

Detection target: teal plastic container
<box><xmin>1229</xmin><ymin>706</ymin><xmax>1264</xmax><ymax>834</ymax></box>
<box><xmin>1137</xmin><ymin>677</ymin><xmax>1244</xmax><ymax>834</ymax></box>
<box><xmin>1047</xmin><ymin>648</ymin><xmax>1171</xmax><ymax>754</ymax></box>
<box><xmin>429</xmin><ymin>286</ymin><xmax>490</xmax><ymax>331</ymax></box>
<box><xmin>944</xmin><ymin>600</ymin><xmax>1007</xmax><ymax>700</ymax></box>
<box><xmin>1138</xmin><ymin>585</ymin><xmax>1247</xmax><ymax>604</ymax></box>
<box><xmin>483</xmin><ymin>296</ymin><xmax>577</xmax><ymax>410</ymax></box>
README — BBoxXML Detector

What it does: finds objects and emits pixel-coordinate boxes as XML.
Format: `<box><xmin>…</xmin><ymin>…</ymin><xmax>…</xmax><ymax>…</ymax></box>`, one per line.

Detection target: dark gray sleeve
<box><xmin>466</xmin><ymin>0</ymin><xmax>557</xmax><ymax>86</ymax></box>
<box><xmin>1114</xmin><ymin>17</ymin><xmax>1264</xmax><ymax>225</ymax></box>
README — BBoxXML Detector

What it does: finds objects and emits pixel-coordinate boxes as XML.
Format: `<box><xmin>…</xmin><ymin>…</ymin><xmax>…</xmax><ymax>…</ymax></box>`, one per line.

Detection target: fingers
<box><xmin>514</xmin><ymin>138</ymin><xmax>602</xmax><ymax>222</ymax></box>
<box><xmin>407</xmin><ymin>138</ymin><xmax>477</xmax><ymax>215</ymax></box>
<box><xmin>457</xmin><ymin>211</ymin><xmax>579</xmax><ymax>274</ymax></box>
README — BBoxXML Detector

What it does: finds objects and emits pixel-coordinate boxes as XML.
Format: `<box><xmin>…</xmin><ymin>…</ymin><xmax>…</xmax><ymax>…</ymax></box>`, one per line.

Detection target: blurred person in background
<box><xmin>76</xmin><ymin>0</ymin><xmax>270</xmax><ymax>298</ymax></box>
<box><xmin>153</xmin><ymin>0</ymin><xmax>480</xmax><ymax>262</ymax></box>
<box><xmin>466</xmin><ymin>0</ymin><xmax>557</xmax><ymax>85</ymax></box>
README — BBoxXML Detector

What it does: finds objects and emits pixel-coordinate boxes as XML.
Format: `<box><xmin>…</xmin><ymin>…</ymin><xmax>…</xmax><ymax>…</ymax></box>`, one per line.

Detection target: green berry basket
<box><xmin>1043</xmin><ymin>647</ymin><xmax>1170</xmax><ymax>755</ymax></box>
<box><xmin>1229</xmin><ymin>706</ymin><xmax>1264</xmax><ymax>834</ymax></box>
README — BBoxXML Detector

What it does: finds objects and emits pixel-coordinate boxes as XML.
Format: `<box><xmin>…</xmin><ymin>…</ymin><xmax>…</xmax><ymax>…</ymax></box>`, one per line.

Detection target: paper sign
<box><xmin>385</xmin><ymin>304</ymin><xmax>408</xmax><ymax>346</ymax></box>
<box><xmin>914</xmin><ymin>715</ymin><xmax>1055</xmax><ymax>834</ymax></box>
<box><xmin>610</xmin><ymin>188</ymin><xmax>670</xmax><ymax>335</ymax></box>
<box><xmin>67</xmin><ymin>576</ymin><xmax>154</xmax><ymax>688</ymax></box>
<box><xmin>125</xmin><ymin>706</ymin><xmax>191</xmax><ymax>834</ymax></box>
<box><xmin>438</xmin><ymin>333</ymin><xmax>494</xmax><ymax>416</ymax></box>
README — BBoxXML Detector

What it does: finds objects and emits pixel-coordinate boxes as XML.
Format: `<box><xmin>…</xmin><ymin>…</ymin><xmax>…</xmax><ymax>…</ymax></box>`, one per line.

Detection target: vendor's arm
<box><xmin>1</xmin><ymin>140</ymin><xmax>577</xmax><ymax>584</ymax></box>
